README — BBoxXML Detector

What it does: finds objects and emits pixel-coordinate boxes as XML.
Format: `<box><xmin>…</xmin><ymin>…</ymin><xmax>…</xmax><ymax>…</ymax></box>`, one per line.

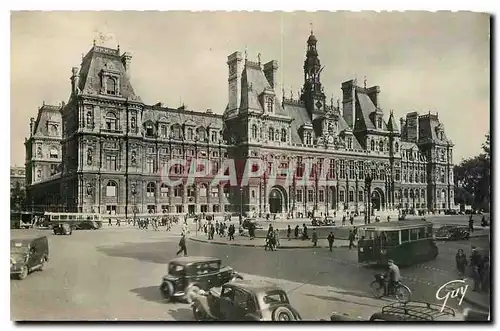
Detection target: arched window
<box><xmin>106</xmin><ymin>77</ymin><xmax>116</xmax><ymax>95</ymax></box>
<box><xmin>106</xmin><ymin>181</ymin><xmax>117</xmax><ymax>197</ymax></box>
<box><xmin>105</xmin><ymin>112</ymin><xmax>117</xmax><ymax>131</ymax></box>
<box><xmin>186</xmin><ymin>128</ymin><xmax>194</xmax><ymax>140</ymax></box>
<box><xmin>268</xmin><ymin>128</ymin><xmax>274</xmax><ymax>141</ymax></box>
<box><xmin>420</xmin><ymin>173</ymin><xmax>425</xmax><ymax>183</ymax></box>
<box><xmin>251</xmin><ymin>125</ymin><xmax>258</xmax><ymax>139</ymax></box>
<box><xmin>196</xmin><ymin>127</ymin><xmax>206</xmax><ymax>141</ymax></box>
<box><xmin>379</xmin><ymin>140</ymin><xmax>384</xmax><ymax>151</ymax></box>
<box><xmin>370</xmin><ymin>140</ymin><xmax>375</xmax><ymax>151</ymax></box>
<box><xmin>130</xmin><ymin>116</ymin><xmax>136</xmax><ymax>129</ymax></box>
<box><xmin>145</xmin><ymin>122</ymin><xmax>154</xmax><ymax>137</ymax></box>
<box><xmin>377</xmin><ymin>117</ymin><xmax>382</xmax><ymax>129</ymax></box>
<box><xmin>305</xmin><ymin>132</ymin><xmax>312</xmax><ymax>145</ymax></box>
<box><xmin>146</xmin><ymin>182</ymin><xmax>156</xmax><ymax>197</ymax></box>
<box><xmin>409</xmin><ymin>189</ymin><xmax>414</xmax><ymax>198</ymax></box>
<box><xmin>404</xmin><ymin>189</ymin><xmax>408</xmax><ymax>198</ymax></box>
<box><xmin>281</xmin><ymin>128</ymin><xmax>287</xmax><ymax>142</ymax></box>
<box><xmin>395</xmin><ymin>142</ymin><xmax>399</xmax><ymax>153</ymax></box>
<box><xmin>50</xmin><ymin>125</ymin><xmax>58</xmax><ymax>136</ymax></box>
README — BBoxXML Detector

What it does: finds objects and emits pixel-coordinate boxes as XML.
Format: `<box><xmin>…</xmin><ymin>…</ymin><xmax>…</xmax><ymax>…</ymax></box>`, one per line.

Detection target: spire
<box><xmin>387</xmin><ymin>110</ymin><xmax>399</xmax><ymax>132</ymax></box>
<box><xmin>257</xmin><ymin>53</ymin><xmax>261</xmax><ymax>65</ymax></box>
<box><xmin>364</xmin><ymin>76</ymin><xmax>367</xmax><ymax>89</ymax></box>
<box><xmin>310</xmin><ymin>22</ymin><xmax>313</xmax><ymax>35</ymax></box>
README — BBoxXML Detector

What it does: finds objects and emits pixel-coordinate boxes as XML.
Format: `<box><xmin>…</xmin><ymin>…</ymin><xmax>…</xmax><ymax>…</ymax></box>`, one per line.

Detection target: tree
<box><xmin>10</xmin><ymin>182</ymin><xmax>26</xmax><ymax>211</ymax></box>
<box><xmin>453</xmin><ymin>133</ymin><xmax>491</xmax><ymax>211</ymax></box>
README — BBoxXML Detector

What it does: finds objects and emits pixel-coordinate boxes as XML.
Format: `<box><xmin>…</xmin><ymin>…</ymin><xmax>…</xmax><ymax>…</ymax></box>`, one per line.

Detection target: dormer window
<box><xmin>347</xmin><ymin>138</ymin><xmax>353</xmax><ymax>149</ymax></box>
<box><xmin>305</xmin><ymin>132</ymin><xmax>312</xmax><ymax>145</ymax></box>
<box><xmin>160</xmin><ymin>125</ymin><xmax>167</xmax><ymax>138</ymax></box>
<box><xmin>106</xmin><ymin>77</ymin><xmax>116</xmax><ymax>95</ymax></box>
<box><xmin>266</xmin><ymin>97</ymin><xmax>274</xmax><ymax>113</ymax></box>
<box><xmin>377</xmin><ymin>117</ymin><xmax>382</xmax><ymax>129</ymax></box>
<box><xmin>211</xmin><ymin>131</ymin><xmax>218</xmax><ymax>142</ymax></box>
<box><xmin>370</xmin><ymin>140</ymin><xmax>375</xmax><ymax>151</ymax></box>
<box><xmin>145</xmin><ymin>123</ymin><xmax>154</xmax><ymax>137</ymax></box>
<box><xmin>379</xmin><ymin>140</ymin><xmax>384</xmax><ymax>152</ymax></box>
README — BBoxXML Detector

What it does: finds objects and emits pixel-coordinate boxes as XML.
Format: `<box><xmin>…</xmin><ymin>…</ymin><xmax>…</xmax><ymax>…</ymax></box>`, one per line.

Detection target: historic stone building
<box><xmin>25</xmin><ymin>32</ymin><xmax>455</xmax><ymax>217</ymax></box>
<box><xmin>10</xmin><ymin>166</ymin><xmax>26</xmax><ymax>190</ymax></box>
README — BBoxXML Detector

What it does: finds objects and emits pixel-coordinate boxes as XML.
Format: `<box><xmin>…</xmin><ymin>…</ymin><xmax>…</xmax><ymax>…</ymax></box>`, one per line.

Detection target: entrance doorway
<box><xmin>188</xmin><ymin>204</ymin><xmax>195</xmax><ymax>215</ymax></box>
<box><xmin>269</xmin><ymin>186</ymin><xmax>287</xmax><ymax>214</ymax></box>
<box><xmin>371</xmin><ymin>189</ymin><xmax>384</xmax><ymax>211</ymax></box>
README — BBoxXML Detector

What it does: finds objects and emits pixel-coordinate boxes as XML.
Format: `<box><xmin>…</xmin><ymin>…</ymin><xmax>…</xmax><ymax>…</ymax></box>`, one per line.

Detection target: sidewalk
<box><xmin>189</xmin><ymin>234</ymin><xmax>353</xmax><ymax>249</ymax></box>
<box><xmin>462</xmin><ymin>277</ymin><xmax>491</xmax><ymax>312</ymax></box>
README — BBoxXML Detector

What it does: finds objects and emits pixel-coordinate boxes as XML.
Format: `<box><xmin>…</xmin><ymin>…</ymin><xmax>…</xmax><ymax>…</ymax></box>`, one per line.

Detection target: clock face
<box><xmin>316</xmin><ymin>101</ymin><xmax>323</xmax><ymax>109</ymax></box>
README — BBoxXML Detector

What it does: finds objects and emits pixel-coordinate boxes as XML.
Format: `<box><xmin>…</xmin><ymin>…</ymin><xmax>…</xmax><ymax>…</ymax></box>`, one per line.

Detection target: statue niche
<box><xmin>87</xmin><ymin>148</ymin><xmax>93</xmax><ymax>165</ymax></box>
<box><xmin>131</xmin><ymin>151</ymin><xmax>137</xmax><ymax>166</ymax></box>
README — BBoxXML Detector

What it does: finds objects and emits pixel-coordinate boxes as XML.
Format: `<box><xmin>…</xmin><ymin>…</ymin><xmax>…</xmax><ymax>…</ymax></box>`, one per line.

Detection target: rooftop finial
<box><xmin>93</xmin><ymin>39</ymin><xmax>96</xmax><ymax>47</ymax></box>
<box><xmin>244</xmin><ymin>46</ymin><xmax>248</xmax><ymax>61</ymax></box>
<box><xmin>337</xmin><ymin>98</ymin><xmax>340</xmax><ymax>109</ymax></box>
<box><xmin>310</xmin><ymin>22</ymin><xmax>313</xmax><ymax>35</ymax></box>
<box><xmin>117</xmin><ymin>44</ymin><xmax>120</xmax><ymax>53</ymax></box>
<box><xmin>291</xmin><ymin>89</ymin><xmax>293</xmax><ymax>99</ymax></box>
<box><xmin>364</xmin><ymin>76</ymin><xmax>367</xmax><ymax>89</ymax></box>
<box><xmin>257</xmin><ymin>52</ymin><xmax>261</xmax><ymax>65</ymax></box>
<box><xmin>331</xmin><ymin>95</ymin><xmax>334</xmax><ymax>108</ymax></box>
<box><xmin>282</xmin><ymin>87</ymin><xmax>285</xmax><ymax>100</ymax></box>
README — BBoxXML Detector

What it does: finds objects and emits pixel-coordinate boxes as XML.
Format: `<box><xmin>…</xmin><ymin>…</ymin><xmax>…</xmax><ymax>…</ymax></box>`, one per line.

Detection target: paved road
<box><xmin>11</xmin><ymin>226</ymin><xmax>486</xmax><ymax>321</ymax></box>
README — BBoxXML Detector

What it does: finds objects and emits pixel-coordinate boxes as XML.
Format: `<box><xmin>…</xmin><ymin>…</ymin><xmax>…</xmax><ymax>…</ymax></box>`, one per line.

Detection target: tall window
<box><xmin>174</xmin><ymin>185</ymin><xmax>183</xmax><ymax>197</ymax></box>
<box><xmin>106</xmin><ymin>155</ymin><xmax>117</xmax><ymax>170</ymax></box>
<box><xmin>370</xmin><ymin>140</ymin><xmax>375</xmax><ymax>151</ymax></box>
<box><xmin>106</xmin><ymin>77</ymin><xmax>116</xmax><ymax>95</ymax></box>
<box><xmin>358</xmin><ymin>191</ymin><xmax>364</xmax><ymax>202</ymax></box>
<box><xmin>211</xmin><ymin>187</ymin><xmax>219</xmax><ymax>198</ymax></box>
<box><xmin>266</xmin><ymin>97</ymin><xmax>273</xmax><ymax>112</ymax></box>
<box><xmin>187</xmin><ymin>185</ymin><xmax>196</xmax><ymax>198</ymax></box>
<box><xmin>395</xmin><ymin>142</ymin><xmax>399</xmax><ymax>153</ymax></box>
<box><xmin>211</xmin><ymin>131</ymin><xmax>218</xmax><ymax>142</ymax></box>
<box><xmin>339</xmin><ymin>160</ymin><xmax>345</xmax><ymax>179</ymax></box>
<box><xmin>328</xmin><ymin>159</ymin><xmax>335</xmax><ymax>178</ymax></box>
<box><xmin>105</xmin><ymin>112</ymin><xmax>117</xmax><ymax>131</ymax></box>
<box><xmin>305</xmin><ymin>132</ymin><xmax>312</xmax><ymax>145</ymax></box>
<box><xmin>349</xmin><ymin>190</ymin><xmax>354</xmax><ymax>202</ymax></box>
<box><xmin>281</xmin><ymin>128</ymin><xmax>287</xmax><ymax>142</ymax></box>
<box><xmin>106</xmin><ymin>181</ymin><xmax>117</xmax><ymax>197</ymax></box>
<box><xmin>379</xmin><ymin>140</ymin><xmax>384</xmax><ymax>152</ymax></box>
<box><xmin>199</xmin><ymin>184</ymin><xmax>207</xmax><ymax>197</ymax></box>
<box><xmin>251</xmin><ymin>125</ymin><xmax>258</xmax><ymax>139</ymax></box>
<box><xmin>268</xmin><ymin>128</ymin><xmax>274</xmax><ymax>141</ymax></box>
<box><xmin>146</xmin><ymin>182</ymin><xmax>156</xmax><ymax>197</ymax></box>
<box><xmin>318</xmin><ymin>190</ymin><xmax>324</xmax><ymax>202</ymax></box>
<box><xmin>160</xmin><ymin>184</ymin><xmax>169</xmax><ymax>197</ymax></box>
<box><xmin>307</xmin><ymin>190</ymin><xmax>314</xmax><ymax>202</ymax></box>
<box><xmin>197</xmin><ymin>128</ymin><xmax>206</xmax><ymax>141</ymax></box>
<box><xmin>187</xmin><ymin>128</ymin><xmax>193</xmax><ymax>141</ymax></box>
<box><xmin>223</xmin><ymin>185</ymin><xmax>230</xmax><ymax>198</ymax></box>
<box><xmin>160</xmin><ymin>125</ymin><xmax>167</xmax><ymax>138</ymax></box>
<box><xmin>146</xmin><ymin>158</ymin><xmax>154</xmax><ymax>173</ymax></box>
<box><xmin>296</xmin><ymin>189</ymin><xmax>303</xmax><ymax>203</ymax></box>
<box><xmin>339</xmin><ymin>190</ymin><xmax>345</xmax><ymax>202</ymax></box>
<box><xmin>347</xmin><ymin>138</ymin><xmax>353</xmax><ymax>149</ymax></box>
<box><xmin>145</xmin><ymin>123</ymin><xmax>154</xmax><ymax>137</ymax></box>
<box><xmin>349</xmin><ymin>160</ymin><xmax>355</xmax><ymax>179</ymax></box>
<box><xmin>171</xmin><ymin>125</ymin><xmax>181</xmax><ymax>140</ymax></box>
<box><xmin>377</xmin><ymin>117</ymin><xmax>382</xmax><ymax>129</ymax></box>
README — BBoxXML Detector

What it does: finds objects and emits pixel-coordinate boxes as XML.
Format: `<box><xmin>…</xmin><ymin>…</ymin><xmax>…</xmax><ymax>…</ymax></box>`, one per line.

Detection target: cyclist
<box><xmin>386</xmin><ymin>259</ymin><xmax>401</xmax><ymax>295</ymax></box>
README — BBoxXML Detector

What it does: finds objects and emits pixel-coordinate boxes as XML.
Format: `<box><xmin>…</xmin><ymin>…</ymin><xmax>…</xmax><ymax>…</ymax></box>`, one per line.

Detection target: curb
<box><xmin>463</xmin><ymin>295</ymin><xmax>490</xmax><ymax>312</ymax></box>
<box><xmin>188</xmin><ymin>237</ymin><xmax>351</xmax><ymax>249</ymax></box>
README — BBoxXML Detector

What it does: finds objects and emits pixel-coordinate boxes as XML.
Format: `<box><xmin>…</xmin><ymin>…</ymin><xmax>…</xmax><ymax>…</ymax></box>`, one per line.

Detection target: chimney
<box><xmin>341</xmin><ymin>79</ymin><xmax>356</xmax><ymax>129</ymax></box>
<box><xmin>29</xmin><ymin>117</ymin><xmax>35</xmax><ymax>136</ymax></box>
<box><xmin>71</xmin><ymin>67</ymin><xmax>79</xmax><ymax>95</ymax></box>
<box><xmin>367</xmin><ymin>85</ymin><xmax>381</xmax><ymax>108</ymax></box>
<box><xmin>263</xmin><ymin>60</ymin><xmax>279</xmax><ymax>97</ymax></box>
<box><xmin>227</xmin><ymin>51</ymin><xmax>244</xmax><ymax>113</ymax></box>
<box><xmin>121</xmin><ymin>52</ymin><xmax>132</xmax><ymax>77</ymax></box>
<box><xmin>206</xmin><ymin>108</ymin><xmax>213</xmax><ymax>114</ymax></box>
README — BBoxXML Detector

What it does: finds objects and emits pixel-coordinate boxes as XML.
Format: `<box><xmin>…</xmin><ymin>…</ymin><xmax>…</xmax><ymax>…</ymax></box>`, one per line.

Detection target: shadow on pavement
<box><xmin>304</xmin><ymin>293</ymin><xmax>383</xmax><ymax>309</ymax></box>
<box><xmin>97</xmin><ymin>241</ymin><xmax>175</xmax><ymax>264</ymax></box>
<box><xmin>167</xmin><ymin>308</ymin><xmax>194</xmax><ymax>321</ymax></box>
<box><xmin>130</xmin><ymin>286</ymin><xmax>165</xmax><ymax>303</ymax></box>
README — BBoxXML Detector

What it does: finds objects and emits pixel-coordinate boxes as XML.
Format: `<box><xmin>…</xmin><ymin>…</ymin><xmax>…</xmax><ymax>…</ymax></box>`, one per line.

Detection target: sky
<box><xmin>10</xmin><ymin>11</ymin><xmax>490</xmax><ymax>166</ymax></box>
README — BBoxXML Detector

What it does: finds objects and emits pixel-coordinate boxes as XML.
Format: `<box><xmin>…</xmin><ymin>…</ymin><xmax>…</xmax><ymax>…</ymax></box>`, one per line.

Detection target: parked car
<box><xmin>369</xmin><ymin>301</ymin><xmax>460</xmax><ymax>321</ymax></box>
<box><xmin>53</xmin><ymin>223</ymin><xmax>72</xmax><ymax>235</ymax></box>
<box><xmin>160</xmin><ymin>256</ymin><xmax>242</xmax><ymax>302</ymax></box>
<box><xmin>10</xmin><ymin>236</ymin><xmax>49</xmax><ymax>280</ymax></box>
<box><xmin>242</xmin><ymin>218</ymin><xmax>263</xmax><ymax>230</ymax></box>
<box><xmin>191</xmin><ymin>280</ymin><xmax>302</xmax><ymax>321</ymax></box>
<box><xmin>435</xmin><ymin>225</ymin><xmax>470</xmax><ymax>241</ymax></box>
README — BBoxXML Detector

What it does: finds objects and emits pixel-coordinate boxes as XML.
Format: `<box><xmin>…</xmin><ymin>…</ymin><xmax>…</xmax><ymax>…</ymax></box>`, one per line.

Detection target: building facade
<box><xmin>10</xmin><ymin>166</ymin><xmax>26</xmax><ymax>190</ymax></box>
<box><xmin>25</xmin><ymin>32</ymin><xmax>455</xmax><ymax>217</ymax></box>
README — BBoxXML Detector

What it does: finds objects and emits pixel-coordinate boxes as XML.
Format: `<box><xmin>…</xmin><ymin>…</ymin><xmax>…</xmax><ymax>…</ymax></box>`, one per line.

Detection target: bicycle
<box><xmin>370</xmin><ymin>273</ymin><xmax>411</xmax><ymax>303</ymax></box>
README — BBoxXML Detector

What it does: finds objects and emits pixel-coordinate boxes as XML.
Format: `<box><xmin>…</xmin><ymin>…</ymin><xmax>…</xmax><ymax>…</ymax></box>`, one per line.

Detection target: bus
<box><xmin>357</xmin><ymin>220</ymin><xmax>438</xmax><ymax>266</ymax></box>
<box><xmin>44</xmin><ymin>212</ymin><xmax>103</xmax><ymax>229</ymax></box>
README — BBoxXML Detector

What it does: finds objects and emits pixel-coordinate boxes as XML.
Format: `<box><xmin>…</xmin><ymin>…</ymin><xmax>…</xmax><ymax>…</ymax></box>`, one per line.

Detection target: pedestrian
<box><xmin>209</xmin><ymin>224</ymin><xmax>215</xmax><ymax>240</ymax></box>
<box><xmin>470</xmin><ymin>246</ymin><xmax>482</xmax><ymax>291</ymax></box>
<box><xmin>387</xmin><ymin>215</ymin><xmax>391</xmax><ymax>222</ymax></box>
<box><xmin>350</xmin><ymin>215</ymin><xmax>354</xmax><ymax>226</ymax></box>
<box><xmin>348</xmin><ymin>230</ymin><xmax>356</xmax><ymax>250</ymax></box>
<box><xmin>469</xmin><ymin>215</ymin><xmax>474</xmax><ymax>233</ymax></box>
<box><xmin>342</xmin><ymin>215</ymin><xmax>346</xmax><ymax>226</ymax></box>
<box><xmin>455</xmin><ymin>249</ymin><xmax>468</xmax><ymax>278</ymax></box>
<box><xmin>302</xmin><ymin>224</ymin><xmax>308</xmax><ymax>240</ymax></box>
<box><xmin>274</xmin><ymin>229</ymin><xmax>280</xmax><ymax>248</ymax></box>
<box><xmin>294</xmin><ymin>225</ymin><xmax>299</xmax><ymax>239</ymax></box>
<box><xmin>327</xmin><ymin>232</ymin><xmax>335</xmax><ymax>252</ymax></box>
<box><xmin>108</xmin><ymin>218</ymin><xmax>112</xmax><ymax>226</ymax></box>
<box><xmin>215</xmin><ymin>221</ymin><xmax>220</xmax><ymax>235</ymax></box>
<box><xmin>176</xmin><ymin>234</ymin><xmax>188</xmax><ymax>256</ymax></box>
<box><xmin>287</xmin><ymin>225</ymin><xmax>291</xmax><ymax>241</ymax></box>
<box><xmin>312</xmin><ymin>230</ymin><xmax>318</xmax><ymax>247</ymax></box>
<box><xmin>265</xmin><ymin>231</ymin><xmax>275</xmax><ymax>251</ymax></box>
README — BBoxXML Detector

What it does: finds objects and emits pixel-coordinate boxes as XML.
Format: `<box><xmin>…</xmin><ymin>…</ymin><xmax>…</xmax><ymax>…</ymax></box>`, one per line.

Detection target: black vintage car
<box><xmin>242</xmin><ymin>218</ymin><xmax>263</xmax><ymax>230</ymax></box>
<box><xmin>435</xmin><ymin>225</ymin><xmax>470</xmax><ymax>241</ymax></box>
<box><xmin>191</xmin><ymin>280</ymin><xmax>302</xmax><ymax>321</ymax></box>
<box><xmin>75</xmin><ymin>220</ymin><xmax>100</xmax><ymax>230</ymax></box>
<box><xmin>53</xmin><ymin>223</ymin><xmax>72</xmax><ymax>235</ymax></box>
<box><xmin>10</xmin><ymin>236</ymin><xmax>49</xmax><ymax>280</ymax></box>
<box><xmin>160</xmin><ymin>256</ymin><xmax>243</xmax><ymax>303</ymax></box>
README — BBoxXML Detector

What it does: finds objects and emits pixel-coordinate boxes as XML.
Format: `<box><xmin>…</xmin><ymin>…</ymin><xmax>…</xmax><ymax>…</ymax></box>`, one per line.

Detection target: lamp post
<box><xmin>364</xmin><ymin>166</ymin><xmax>374</xmax><ymax>224</ymax></box>
<box><xmin>131</xmin><ymin>184</ymin><xmax>137</xmax><ymax>224</ymax></box>
<box><xmin>239</xmin><ymin>186</ymin><xmax>243</xmax><ymax>224</ymax></box>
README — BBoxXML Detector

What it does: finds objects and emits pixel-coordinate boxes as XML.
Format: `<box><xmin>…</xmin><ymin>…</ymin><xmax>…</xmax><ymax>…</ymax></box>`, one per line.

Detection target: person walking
<box><xmin>348</xmin><ymin>230</ymin><xmax>356</xmax><ymax>250</ymax></box>
<box><xmin>274</xmin><ymin>229</ymin><xmax>281</xmax><ymax>248</ymax></box>
<box><xmin>287</xmin><ymin>225</ymin><xmax>292</xmax><ymax>241</ymax></box>
<box><xmin>349</xmin><ymin>214</ymin><xmax>354</xmax><ymax>226</ymax></box>
<box><xmin>312</xmin><ymin>230</ymin><xmax>318</xmax><ymax>247</ymax></box>
<box><xmin>176</xmin><ymin>234</ymin><xmax>188</xmax><ymax>256</ymax></box>
<box><xmin>301</xmin><ymin>224</ymin><xmax>308</xmax><ymax>240</ymax></box>
<box><xmin>215</xmin><ymin>221</ymin><xmax>220</xmax><ymax>236</ymax></box>
<box><xmin>294</xmin><ymin>225</ymin><xmax>299</xmax><ymax>240</ymax></box>
<box><xmin>455</xmin><ymin>249</ymin><xmax>468</xmax><ymax>278</ymax></box>
<box><xmin>470</xmin><ymin>246</ymin><xmax>483</xmax><ymax>291</ymax></box>
<box><xmin>327</xmin><ymin>232</ymin><xmax>335</xmax><ymax>252</ymax></box>
<box><xmin>469</xmin><ymin>215</ymin><xmax>474</xmax><ymax>233</ymax></box>
<box><xmin>228</xmin><ymin>224</ymin><xmax>235</xmax><ymax>241</ymax></box>
<box><xmin>209</xmin><ymin>223</ymin><xmax>215</xmax><ymax>240</ymax></box>
<box><xmin>342</xmin><ymin>214</ymin><xmax>346</xmax><ymax>226</ymax></box>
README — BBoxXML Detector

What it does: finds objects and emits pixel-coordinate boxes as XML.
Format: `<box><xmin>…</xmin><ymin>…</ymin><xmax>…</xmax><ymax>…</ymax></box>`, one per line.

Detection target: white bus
<box><xmin>44</xmin><ymin>212</ymin><xmax>103</xmax><ymax>229</ymax></box>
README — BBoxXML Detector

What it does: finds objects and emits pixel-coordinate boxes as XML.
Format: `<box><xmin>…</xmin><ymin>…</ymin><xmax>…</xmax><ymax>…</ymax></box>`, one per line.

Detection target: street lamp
<box><xmin>364</xmin><ymin>164</ymin><xmax>375</xmax><ymax>224</ymax></box>
<box><xmin>239</xmin><ymin>186</ymin><xmax>243</xmax><ymax>224</ymax></box>
<box><xmin>131</xmin><ymin>184</ymin><xmax>137</xmax><ymax>223</ymax></box>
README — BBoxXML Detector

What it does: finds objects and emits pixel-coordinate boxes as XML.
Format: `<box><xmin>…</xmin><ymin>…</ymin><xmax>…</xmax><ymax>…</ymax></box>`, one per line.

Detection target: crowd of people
<box><xmin>456</xmin><ymin>246</ymin><xmax>490</xmax><ymax>293</ymax></box>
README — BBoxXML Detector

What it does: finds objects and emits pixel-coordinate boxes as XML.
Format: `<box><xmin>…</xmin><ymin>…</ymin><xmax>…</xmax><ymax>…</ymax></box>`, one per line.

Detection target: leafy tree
<box><xmin>10</xmin><ymin>182</ymin><xmax>26</xmax><ymax>211</ymax></box>
<box><xmin>453</xmin><ymin>133</ymin><xmax>491</xmax><ymax>211</ymax></box>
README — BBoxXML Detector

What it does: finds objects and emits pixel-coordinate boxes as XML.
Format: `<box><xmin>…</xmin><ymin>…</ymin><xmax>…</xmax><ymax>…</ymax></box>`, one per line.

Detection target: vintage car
<box><xmin>160</xmin><ymin>256</ymin><xmax>243</xmax><ymax>302</ymax></box>
<box><xmin>435</xmin><ymin>225</ymin><xmax>470</xmax><ymax>241</ymax></box>
<box><xmin>368</xmin><ymin>301</ymin><xmax>461</xmax><ymax>321</ymax></box>
<box><xmin>191</xmin><ymin>280</ymin><xmax>302</xmax><ymax>321</ymax></box>
<box><xmin>75</xmin><ymin>220</ymin><xmax>100</xmax><ymax>230</ymax></box>
<box><xmin>53</xmin><ymin>223</ymin><xmax>72</xmax><ymax>235</ymax></box>
<box><xmin>10</xmin><ymin>236</ymin><xmax>49</xmax><ymax>280</ymax></box>
<box><xmin>242</xmin><ymin>218</ymin><xmax>263</xmax><ymax>230</ymax></box>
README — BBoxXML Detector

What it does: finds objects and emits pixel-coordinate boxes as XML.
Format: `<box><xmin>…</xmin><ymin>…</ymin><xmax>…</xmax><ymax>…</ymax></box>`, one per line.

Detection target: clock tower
<box><xmin>300</xmin><ymin>29</ymin><xmax>327</xmax><ymax>121</ymax></box>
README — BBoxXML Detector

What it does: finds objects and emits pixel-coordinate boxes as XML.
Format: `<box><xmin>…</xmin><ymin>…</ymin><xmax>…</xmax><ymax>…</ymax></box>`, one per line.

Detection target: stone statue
<box><xmin>87</xmin><ymin>148</ymin><xmax>93</xmax><ymax>165</ymax></box>
<box><xmin>131</xmin><ymin>151</ymin><xmax>137</xmax><ymax>165</ymax></box>
<box><xmin>86</xmin><ymin>182</ymin><xmax>94</xmax><ymax>196</ymax></box>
